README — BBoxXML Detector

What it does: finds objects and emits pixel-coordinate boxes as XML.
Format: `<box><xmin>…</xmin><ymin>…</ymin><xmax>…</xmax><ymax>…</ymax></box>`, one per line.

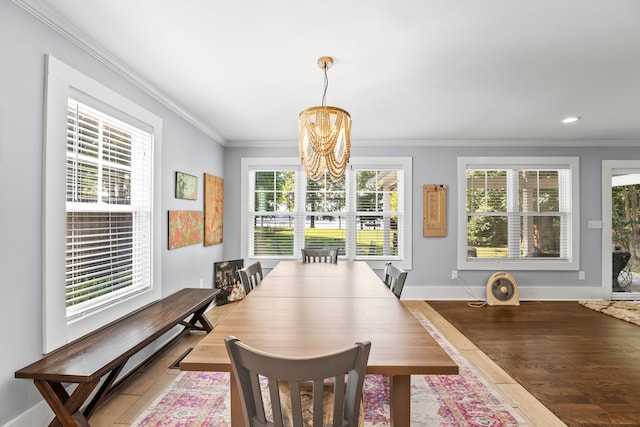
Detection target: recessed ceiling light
<box><xmin>562</xmin><ymin>116</ymin><xmax>581</xmax><ymax>124</ymax></box>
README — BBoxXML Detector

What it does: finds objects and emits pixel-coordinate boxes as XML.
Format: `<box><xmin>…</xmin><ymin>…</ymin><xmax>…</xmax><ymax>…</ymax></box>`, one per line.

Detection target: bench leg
<box><xmin>180</xmin><ymin>305</ymin><xmax>214</xmax><ymax>332</ymax></box>
<box><xmin>35</xmin><ymin>362</ymin><xmax>125</xmax><ymax>427</ymax></box>
<box><xmin>82</xmin><ymin>361</ymin><xmax>126</xmax><ymax>420</ymax></box>
<box><xmin>35</xmin><ymin>379</ymin><xmax>97</xmax><ymax>427</ymax></box>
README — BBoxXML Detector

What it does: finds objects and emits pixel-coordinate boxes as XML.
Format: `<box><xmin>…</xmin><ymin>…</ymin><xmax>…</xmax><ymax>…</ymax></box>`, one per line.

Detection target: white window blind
<box><xmin>466</xmin><ymin>168</ymin><xmax>568</xmax><ymax>258</ymax></box>
<box><xmin>458</xmin><ymin>157</ymin><xmax>579</xmax><ymax>270</ymax></box>
<box><xmin>245</xmin><ymin>159</ymin><xmax>409</xmax><ymax>268</ymax></box>
<box><xmin>304</xmin><ymin>174</ymin><xmax>347</xmax><ymax>255</ymax></box>
<box><xmin>249</xmin><ymin>170</ymin><xmax>296</xmax><ymax>257</ymax></box>
<box><xmin>352</xmin><ymin>169</ymin><xmax>402</xmax><ymax>257</ymax></box>
<box><xmin>65</xmin><ymin>98</ymin><xmax>152</xmax><ymax>319</ymax></box>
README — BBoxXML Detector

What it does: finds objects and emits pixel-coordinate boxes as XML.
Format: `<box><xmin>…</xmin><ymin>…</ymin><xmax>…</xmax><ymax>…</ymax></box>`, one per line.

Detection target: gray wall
<box><xmin>1</xmin><ymin>2</ymin><xmax>224</xmax><ymax>424</ymax></box>
<box><xmin>223</xmin><ymin>145</ymin><xmax>640</xmax><ymax>299</ymax></box>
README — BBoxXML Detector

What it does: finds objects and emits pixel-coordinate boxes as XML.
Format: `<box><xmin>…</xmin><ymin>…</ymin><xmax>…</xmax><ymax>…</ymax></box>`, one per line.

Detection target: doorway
<box><xmin>602</xmin><ymin>160</ymin><xmax>640</xmax><ymax>300</ymax></box>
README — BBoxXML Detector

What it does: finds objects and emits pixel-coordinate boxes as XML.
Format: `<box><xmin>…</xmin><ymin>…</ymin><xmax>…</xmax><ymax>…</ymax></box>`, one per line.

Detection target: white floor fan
<box><xmin>486</xmin><ymin>271</ymin><xmax>520</xmax><ymax>305</ymax></box>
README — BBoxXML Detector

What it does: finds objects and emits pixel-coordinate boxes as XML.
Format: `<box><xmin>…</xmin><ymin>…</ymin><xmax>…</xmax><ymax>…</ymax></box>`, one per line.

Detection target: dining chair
<box><xmin>238</xmin><ymin>261</ymin><xmax>264</xmax><ymax>295</ymax></box>
<box><xmin>225</xmin><ymin>336</ymin><xmax>371</xmax><ymax>427</ymax></box>
<box><xmin>383</xmin><ymin>262</ymin><xmax>408</xmax><ymax>299</ymax></box>
<box><xmin>301</xmin><ymin>248</ymin><xmax>338</xmax><ymax>264</ymax></box>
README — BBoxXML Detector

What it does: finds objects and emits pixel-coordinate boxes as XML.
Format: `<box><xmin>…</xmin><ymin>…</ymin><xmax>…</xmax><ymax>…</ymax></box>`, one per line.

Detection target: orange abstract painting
<box><xmin>168</xmin><ymin>210</ymin><xmax>203</xmax><ymax>249</ymax></box>
<box><xmin>204</xmin><ymin>173</ymin><xmax>223</xmax><ymax>246</ymax></box>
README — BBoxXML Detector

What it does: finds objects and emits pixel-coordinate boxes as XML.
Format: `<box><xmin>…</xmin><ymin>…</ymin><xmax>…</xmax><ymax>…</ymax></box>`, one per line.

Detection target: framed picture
<box><xmin>214</xmin><ymin>259</ymin><xmax>244</xmax><ymax>304</ymax></box>
<box><xmin>204</xmin><ymin>173</ymin><xmax>224</xmax><ymax>246</ymax></box>
<box><xmin>168</xmin><ymin>210</ymin><xmax>203</xmax><ymax>249</ymax></box>
<box><xmin>176</xmin><ymin>172</ymin><xmax>197</xmax><ymax>200</ymax></box>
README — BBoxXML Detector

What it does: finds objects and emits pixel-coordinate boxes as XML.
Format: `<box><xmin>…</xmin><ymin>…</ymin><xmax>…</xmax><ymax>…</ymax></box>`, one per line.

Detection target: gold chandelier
<box><xmin>299</xmin><ymin>56</ymin><xmax>351</xmax><ymax>182</ymax></box>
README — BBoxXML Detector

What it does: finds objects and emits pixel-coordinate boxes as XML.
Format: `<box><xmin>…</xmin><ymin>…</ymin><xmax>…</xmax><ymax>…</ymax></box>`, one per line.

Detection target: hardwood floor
<box><xmin>428</xmin><ymin>300</ymin><xmax>640</xmax><ymax>427</ymax></box>
<box><xmin>90</xmin><ymin>300</ymin><xmax>564</xmax><ymax>426</ymax></box>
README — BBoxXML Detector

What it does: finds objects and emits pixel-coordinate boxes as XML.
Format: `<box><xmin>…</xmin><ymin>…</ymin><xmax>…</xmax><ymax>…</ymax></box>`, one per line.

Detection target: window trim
<box><xmin>457</xmin><ymin>156</ymin><xmax>579</xmax><ymax>271</ymax></box>
<box><xmin>241</xmin><ymin>157</ymin><xmax>412</xmax><ymax>271</ymax></box>
<box><xmin>43</xmin><ymin>55</ymin><xmax>162</xmax><ymax>353</ymax></box>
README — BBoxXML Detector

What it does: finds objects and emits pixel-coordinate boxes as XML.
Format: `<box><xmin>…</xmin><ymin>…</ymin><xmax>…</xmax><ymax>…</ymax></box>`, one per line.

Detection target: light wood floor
<box><xmin>89</xmin><ymin>300</ymin><xmax>564</xmax><ymax>426</ymax></box>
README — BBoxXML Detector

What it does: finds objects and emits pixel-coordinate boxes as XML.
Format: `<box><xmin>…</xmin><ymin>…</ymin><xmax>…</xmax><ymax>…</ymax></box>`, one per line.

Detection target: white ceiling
<box><xmin>18</xmin><ymin>0</ymin><xmax>640</xmax><ymax>146</ymax></box>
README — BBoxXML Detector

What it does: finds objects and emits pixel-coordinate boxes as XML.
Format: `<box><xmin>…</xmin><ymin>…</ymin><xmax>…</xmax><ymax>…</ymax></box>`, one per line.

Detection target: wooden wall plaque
<box><xmin>423</xmin><ymin>184</ymin><xmax>447</xmax><ymax>237</ymax></box>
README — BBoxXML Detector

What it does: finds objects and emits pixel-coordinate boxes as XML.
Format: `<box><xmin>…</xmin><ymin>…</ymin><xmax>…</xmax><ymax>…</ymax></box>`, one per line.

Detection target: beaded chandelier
<box><xmin>299</xmin><ymin>57</ymin><xmax>351</xmax><ymax>182</ymax></box>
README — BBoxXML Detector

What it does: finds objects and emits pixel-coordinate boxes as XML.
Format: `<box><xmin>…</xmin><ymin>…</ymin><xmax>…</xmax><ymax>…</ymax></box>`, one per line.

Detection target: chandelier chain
<box><xmin>321</xmin><ymin>60</ymin><xmax>329</xmax><ymax>107</ymax></box>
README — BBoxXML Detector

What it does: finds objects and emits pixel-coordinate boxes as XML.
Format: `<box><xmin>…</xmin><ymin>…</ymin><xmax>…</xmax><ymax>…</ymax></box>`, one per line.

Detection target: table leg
<box><xmin>230</xmin><ymin>372</ymin><xmax>245</xmax><ymax>427</ymax></box>
<box><xmin>389</xmin><ymin>374</ymin><xmax>411</xmax><ymax>427</ymax></box>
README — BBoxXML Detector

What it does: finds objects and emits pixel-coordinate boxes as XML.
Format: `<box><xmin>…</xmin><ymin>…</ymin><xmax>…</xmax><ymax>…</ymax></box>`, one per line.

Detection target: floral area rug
<box><xmin>579</xmin><ymin>300</ymin><xmax>640</xmax><ymax>326</ymax></box>
<box><xmin>133</xmin><ymin>314</ymin><xmax>525</xmax><ymax>426</ymax></box>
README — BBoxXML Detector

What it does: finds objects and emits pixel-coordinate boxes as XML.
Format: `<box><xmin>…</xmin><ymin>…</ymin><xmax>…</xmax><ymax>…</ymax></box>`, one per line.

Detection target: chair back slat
<box><xmin>238</xmin><ymin>261</ymin><xmax>264</xmax><ymax>295</ymax></box>
<box><xmin>302</xmin><ymin>248</ymin><xmax>339</xmax><ymax>264</ymax></box>
<box><xmin>267</xmin><ymin>377</ymin><xmax>285</xmax><ymax>427</ymax></box>
<box><xmin>383</xmin><ymin>262</ymin><xmax>408</xmax><ymax>299</ymax></box>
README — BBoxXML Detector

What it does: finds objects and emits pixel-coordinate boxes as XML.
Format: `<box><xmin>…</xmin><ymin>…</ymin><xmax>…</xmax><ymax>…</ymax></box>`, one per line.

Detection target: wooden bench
<box><xmin>15</xmin><ymin>287</ymin><xmax>219</xmax><ymax>427</ymax></box>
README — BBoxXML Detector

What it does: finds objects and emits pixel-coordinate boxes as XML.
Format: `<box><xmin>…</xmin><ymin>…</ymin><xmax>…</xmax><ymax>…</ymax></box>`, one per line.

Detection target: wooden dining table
<box><xmin>181</xmin><ymin>260</ymin><xmax>458</xmax><ymax>426</ymax></box>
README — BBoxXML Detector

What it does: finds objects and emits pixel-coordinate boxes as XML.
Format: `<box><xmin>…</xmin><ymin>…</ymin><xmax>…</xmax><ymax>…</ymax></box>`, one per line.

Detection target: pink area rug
<box><xmin>133</xmin><ymin>314</ymin><xmax>526</xmax><ymax>426</ymax></box>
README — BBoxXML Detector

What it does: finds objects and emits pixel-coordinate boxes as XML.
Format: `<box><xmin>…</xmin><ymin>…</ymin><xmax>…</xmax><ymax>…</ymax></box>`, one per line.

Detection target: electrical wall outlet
<box><xmin>579</xmin><ymin>271</ymin><xmax>585</xmax><ymax>281</ymax></box>
<box><xmin>199</xmin><ymin>278</ymin><xmax>204</xmax><ymax>288</ymax></box>
<box><xmin>451</xmin><ymin>270</ymin><xmax>458</xmax><ymax>280</ymax></box>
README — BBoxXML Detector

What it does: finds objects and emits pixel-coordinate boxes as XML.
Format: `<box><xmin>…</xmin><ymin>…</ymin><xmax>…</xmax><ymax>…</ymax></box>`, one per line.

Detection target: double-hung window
<box><xmin>242</xmin><ymin>157</ymin><xmax>412</xmax><ymax>270</ymax></box>
<box><xmin>65</xmin><ymin>98</ymin><xmax>152</xmax><ymax>319</ymax></box>
<box><xmin>457</xmin><ymin>157</ymin><xmax>579</xmax><ymax>270</ymax></box>
<box><xmin>43</xmin><ymin>56</ymin><xmax>162</xmax><ymax>353</ymax></box>
<box><xmin>251</xmin><ymin>169</ymin><xmax>296</xmax><ymax>257</ymax></box>
<box><xmin>353</xmin><ymin>169</ymin><xmax>402</xmax><ymax>257</ymax></box>
<box><xmin>304</xmin><ymin>173</ymin><xmax>348</xmax><ymax>254</ymax></box>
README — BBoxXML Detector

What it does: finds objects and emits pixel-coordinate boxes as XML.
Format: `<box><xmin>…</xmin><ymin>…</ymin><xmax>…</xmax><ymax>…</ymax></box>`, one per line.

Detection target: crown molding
<box><xmin>225</xmin><ymin>138</ymin><xmax>640</xmax><ymax>149</ymax></box>
<box><xmin>13</xmin><ymin>0</ymin><xmax>227</xmax><ymax>146</ymax></box>
<box><xmin>357</xmin><ymin>139</ymin><xmax>640</xmax><ymax>147</ymax></box>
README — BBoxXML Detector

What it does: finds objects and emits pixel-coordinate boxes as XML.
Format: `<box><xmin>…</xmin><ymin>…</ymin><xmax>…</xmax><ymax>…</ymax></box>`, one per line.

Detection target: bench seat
<box><xmin>15</xmin><ymin>287</ymin><xmax>219</xmax><ymax>427</ymax></box>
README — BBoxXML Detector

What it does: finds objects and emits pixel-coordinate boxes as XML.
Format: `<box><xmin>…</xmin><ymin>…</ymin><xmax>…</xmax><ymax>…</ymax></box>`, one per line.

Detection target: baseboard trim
<box><xmin>4</xmin><ymin>398</ymin><xmax>52</xmax><ymax>427</ymax></box>
<box><xmin>401</xmin><ymin>284</ymin><xmax>607</xmax><ymax>301</ymax></box>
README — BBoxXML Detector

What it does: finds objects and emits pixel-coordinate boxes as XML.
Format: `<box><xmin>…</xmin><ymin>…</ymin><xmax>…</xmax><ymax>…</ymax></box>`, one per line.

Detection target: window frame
<box><xmin>457</xmin><ymin>156</ymin><xmax>579</xmax><ymax>271</ymax></box>
<box><xmin>241</xmin><ymin>157</ymin><xmax>412</xmax><ymax>271</ymax></box>
<box><xmin>43</xmin><ymin>55</ymin><xmax>162</xmax><ymax>353</ymax></box>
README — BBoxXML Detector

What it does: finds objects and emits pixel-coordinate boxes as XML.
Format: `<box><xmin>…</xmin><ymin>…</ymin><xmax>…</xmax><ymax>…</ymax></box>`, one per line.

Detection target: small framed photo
<box><xmin>176</xmin><ymin>172</ymin><xmax>197</xmax><ymax>200</ymax></box>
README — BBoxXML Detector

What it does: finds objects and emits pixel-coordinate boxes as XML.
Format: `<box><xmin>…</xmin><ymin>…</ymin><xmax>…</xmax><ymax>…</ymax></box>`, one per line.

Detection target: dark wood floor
<box><xmin>428</xmin><ymin>301</ymin><xmax>640</xmax><ymax>427</ymax></box>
